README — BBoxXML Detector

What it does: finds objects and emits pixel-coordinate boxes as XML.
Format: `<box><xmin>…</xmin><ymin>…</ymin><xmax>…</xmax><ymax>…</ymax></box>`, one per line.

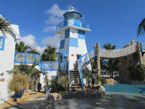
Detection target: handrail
<box><xmin>78</xmin><ymin>49</ymin><xmax>95</xmax><ymax>88</ymax></box>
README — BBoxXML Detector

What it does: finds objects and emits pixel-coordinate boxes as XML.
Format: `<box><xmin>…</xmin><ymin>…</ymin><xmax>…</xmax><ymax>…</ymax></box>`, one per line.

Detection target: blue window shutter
<box><xmin>78</xmin><ymin>30</ymin><xmax>85</xmax><ymax>39</ymax></box>
<box><xmin>65</xmin><ymin>29</ymin><xmax>70</xmax><ymax>39</ymax></box>
<box><xmin>60</xmin><ymin>40</ymin><xmax>65</xmax><ymax>49</ymax></box>
<box><xmin>0</xmin><ymin>36</ymin><xmax>5</xmax><ymax>50</ymax></box>
<box><xmin>70</xmin><ymin>38</ymin><xmax>78</xmax><ymax>47</ymax></box>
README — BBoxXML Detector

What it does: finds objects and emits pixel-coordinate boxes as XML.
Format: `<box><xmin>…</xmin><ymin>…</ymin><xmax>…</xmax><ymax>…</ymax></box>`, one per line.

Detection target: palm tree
<box><xmin>103</xmin><ymin>43</ymin><xmax>116</xmax><ymax>50</ymax></box>
<box><xmin>0</xmin><ymin>16</ymin><xmax>10</xmax><ymax>36</ymax></box>
<box><xmin>27</xmin><ymin>48</ymin><xmax>40</xmax><ymax>55</ymax></box>
<box><xmin>137</xmin><ymin>18</ymin><xmax>145</xmax><ymax>36</ymax></box>
<box><xmin>15</xmin><ymin>41</ymin><xmax>31</xmax><ymax>52</ymax></box>
<box><xmin>41</xmin><ymin>45</ymin><xmax>57</xmax><ymax>61</ymax></box>
<box><xmin>102</xmin><ymin>43</ymin><xmax>119</xmax><ymax>78</ymax></box>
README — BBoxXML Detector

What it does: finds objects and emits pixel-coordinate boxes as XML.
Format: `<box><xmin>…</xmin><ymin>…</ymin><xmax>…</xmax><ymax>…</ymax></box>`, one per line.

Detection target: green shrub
<box><xmin>128</xmin><ymin>64</ymin><xmax>145</xmax><ymax>81</ymax></box>
<box><xmin>50</xmin><ymin>79</ymin><xmax>65</xmax><ymax>93</ymax></box>
<box><xmin>101</xmin><ymin>78</ymin><xmax>107</xmax><ymax>85</ymax></box>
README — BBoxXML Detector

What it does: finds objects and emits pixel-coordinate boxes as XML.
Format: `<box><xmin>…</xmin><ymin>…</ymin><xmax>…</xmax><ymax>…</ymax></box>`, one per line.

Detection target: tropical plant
<box><xmin>59</xmin><ymin>76</ymin><xmax>69</xmax><ymax>91</ymax></box>
<box><xmin>102</xmin><ymin>43</ymin><xmax>119</xmax><ymax>78</ymax></box>
<box><xmin>8</xmin><ymin>73</ymin><xmax>30</xmax><ymax>92</ymax></box>
<box><xmin>45</xmin><ymin>76</ymin><xmax>50</xmax><ymax>88</ymax></box>
<box><xmin>27</xmin><ymin>48</ymin><xmax>40</xmax><ymax>55</ymax></box>
<box><xmin>50</xmin><ymin>78</ymin><xmax>65</xmax><ymax>93</ymax></box>
<box><xmin>83</xmin><ymin>67</ymin><xmax>92</xmax><ymax>86</ymax></box>
<box><xmin>8</xmin><ymin>61</ymin><xmax>41</xmax><ymax>78</ymax></box>
<box><xmin>41</xmin><ymin>45</ymin><xmax>57</xmax><ymax>61</ymax></box>
<box><xmin>8</xmin><ymin>62</ymin><xmax>44</xmax><ymax>89</ymax></box>
<box><xmin>0</xmin><ymin>16</ymin><xmax>10</xmax><ymax>36</ymax></box>
<box><xmin>15</xmin><ymin>41</ymin><xmax>31</xmax><ymax>52</ymax></box>
<box><xmin>137</xmin><ymin>18</ymin><xmax>145</xmax><ymax>36</ymax></box>
<box><xmin>128</xmin><ymin>64</ymin><xmax>145</xmax><ymax>81</ymax></box>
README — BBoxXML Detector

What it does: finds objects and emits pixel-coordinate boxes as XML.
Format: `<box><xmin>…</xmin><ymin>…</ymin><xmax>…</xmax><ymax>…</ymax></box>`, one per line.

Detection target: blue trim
<box><xmin>69</xmin><ymin>38</ymin><xmax>78</xmax><ymax>47</ymax></box>
<box><xmin>0</xmin><ymin>36</ymin><xmax>5</xmax><ymax>50</ymax></box>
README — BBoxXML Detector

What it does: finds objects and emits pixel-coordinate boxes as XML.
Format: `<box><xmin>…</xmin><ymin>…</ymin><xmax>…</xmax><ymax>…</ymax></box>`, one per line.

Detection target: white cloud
<box><xmin>17</xmin><ymin>34</ymin><xmax>45</xmax><ymax>54</ymax></box>
<box><xmin>43</xmin><ymin>4</ymin><xmax>69</xmax><ymax>33</ymax></box>
<box><xmin>43</xmin><ymin>25</ymin><xmax>56</xmax><ymax>33</ymax></box>
<box><xmin>42</xmin><ymin>34</ymin><xmax>61</xmax><ymax>49</ymax></box>
<box><xmin>45</xmin><ymin>4</ymin><xmax>66</xmax><ymax>17</ymax></box>
<box><xmin>45</xmin><ymin>15</ymin><xmax>63</xmax><ymax>25</ymax></box>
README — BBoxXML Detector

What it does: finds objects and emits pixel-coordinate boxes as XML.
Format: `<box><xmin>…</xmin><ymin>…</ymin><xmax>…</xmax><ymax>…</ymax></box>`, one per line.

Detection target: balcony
<box><xmin>56</xmin><ymin>19</ymin><xmax>90</xmax><ymax>33</ymax></box>
<box><xmin>14</xmin><ymin>52</ymin><xmax>41</xmax><ymax>64</ymax></box>
<box><xmin>14</xmin><ymin>52</ymin><xmax>67</xmax><ymax>72</ymax></box>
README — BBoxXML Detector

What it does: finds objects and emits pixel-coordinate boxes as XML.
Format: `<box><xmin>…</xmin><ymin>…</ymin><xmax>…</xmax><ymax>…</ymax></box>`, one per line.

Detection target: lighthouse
<box><xmin>56</xmin><ymin>7</ymin><xmax>91</xmax><ymax>71</ymax></box>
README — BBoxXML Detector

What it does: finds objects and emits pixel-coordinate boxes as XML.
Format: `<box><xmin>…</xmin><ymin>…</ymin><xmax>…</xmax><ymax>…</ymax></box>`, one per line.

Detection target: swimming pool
<box><xmin>104</xmin><ymin>84</ymin><xmax>145</xmax><ymax>94</ymax></box>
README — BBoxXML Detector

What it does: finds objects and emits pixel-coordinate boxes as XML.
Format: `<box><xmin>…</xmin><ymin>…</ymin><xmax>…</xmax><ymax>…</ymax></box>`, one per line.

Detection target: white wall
<box><xmin>0</xmin><ymin>24</ymin><xmax>20</xmax><ymax>104</ymax></box>
<box><xmin>40</xmin><ymin>71</ymin><xmax>58</xmax><ymax>90</ymax></box>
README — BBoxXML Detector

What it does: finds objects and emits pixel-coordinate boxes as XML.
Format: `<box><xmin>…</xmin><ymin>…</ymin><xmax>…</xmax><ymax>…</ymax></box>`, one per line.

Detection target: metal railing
<box><xmin>56</xmin><ymin>20</ymin><xmax>90</xmax><ymax>32</ymax></box>
<box><xmin>15</xmin><ymin>52</ymin><xmax>41</xmax><ymax>64</ymax></box>
<box><xmin>78</xmin><ymin>49</ymin><xmax>95</xmax><ymax>88</ymax></box>
<box><xmin>14</xmin><ymin>52</ymin><xmax>67</xmax><ymax>72</ymax></box>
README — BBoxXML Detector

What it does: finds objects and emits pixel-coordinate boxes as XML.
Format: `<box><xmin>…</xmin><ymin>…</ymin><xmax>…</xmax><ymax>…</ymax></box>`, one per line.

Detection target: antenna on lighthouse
<box><xmin>70</xmin><ymin>6</ymin><xmax>74</xmax><ymax>11</ymax></box>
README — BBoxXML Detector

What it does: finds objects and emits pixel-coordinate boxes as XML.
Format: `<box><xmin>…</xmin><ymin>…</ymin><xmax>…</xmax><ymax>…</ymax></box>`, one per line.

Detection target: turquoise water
<box><xmin>104</xmin><ymin>84</ymin><xmax>145</xmax><ymax>94</ymax></box>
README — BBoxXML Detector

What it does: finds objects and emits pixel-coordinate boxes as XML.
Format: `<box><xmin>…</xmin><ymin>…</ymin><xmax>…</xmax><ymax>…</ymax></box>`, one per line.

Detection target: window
<box><xmin>77</xmin><ymin>54</ymin><xmax>81</xmax><ymax>60</ymax></box>
<box><xmin>0</xmin><ymin>36</ymin><xmax>5</xmax><ymax>50</ymax></box>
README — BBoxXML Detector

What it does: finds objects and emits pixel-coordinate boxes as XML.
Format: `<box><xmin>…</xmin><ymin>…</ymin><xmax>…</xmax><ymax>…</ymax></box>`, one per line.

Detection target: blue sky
<box><xmin>1</xmin><ymin>0</ymin><xmax>145</xmax><ymax>53</ymax></box>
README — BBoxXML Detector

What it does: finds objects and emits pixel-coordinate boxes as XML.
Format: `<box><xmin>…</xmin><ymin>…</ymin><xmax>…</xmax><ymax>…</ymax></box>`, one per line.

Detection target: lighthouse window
<box><xmin>65</xmin><ymin>29</ymin><xmax>70</xmax><ymax>39</ymax></box>
<box><xmin>0</xmin><ymin>36</ymin><xmax>5</xmax><ymax>50</ymax></box>
<box><xmin>77</xmin><ymin>54</ymin><xmax>81</xmax><ymax>60</ymax></box>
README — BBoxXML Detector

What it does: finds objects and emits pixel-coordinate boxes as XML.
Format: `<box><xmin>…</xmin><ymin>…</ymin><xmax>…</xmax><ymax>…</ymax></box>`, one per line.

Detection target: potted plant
<box><xmin>8</xmin><ymin>73</ymin><xmax>30</xmax><ymax>101</ymax></box>
<box><xmin>44</xmin><ymin>77</ymin><xmax>50</xmax><ymax>94</ymax></box>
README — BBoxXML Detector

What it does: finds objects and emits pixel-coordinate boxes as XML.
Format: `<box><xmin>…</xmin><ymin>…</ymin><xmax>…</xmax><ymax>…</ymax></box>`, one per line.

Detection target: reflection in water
<box><xmin>53</xmin><ymin>93</ymin><xmax>145</xmax><ymax>109</ymax></box>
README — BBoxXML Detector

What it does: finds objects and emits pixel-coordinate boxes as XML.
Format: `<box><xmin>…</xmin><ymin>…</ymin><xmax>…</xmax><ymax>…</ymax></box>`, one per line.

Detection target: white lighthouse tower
<box><xmin>56</xmin><ymin>7</ymin><xmax>91</xmax><ymax>71</ymax></box>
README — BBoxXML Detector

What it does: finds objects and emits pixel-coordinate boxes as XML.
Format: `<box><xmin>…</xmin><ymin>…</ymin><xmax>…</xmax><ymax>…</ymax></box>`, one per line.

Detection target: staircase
<box><xmin>70</xmin><ymin>71</ymin><xmax>81</xmax><ymax>91</ymax></box>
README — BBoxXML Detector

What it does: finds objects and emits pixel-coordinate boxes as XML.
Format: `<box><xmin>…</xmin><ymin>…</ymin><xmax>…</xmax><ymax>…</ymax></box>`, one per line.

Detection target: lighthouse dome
<box><xmin>63</xmin><ymin>7</ymin><xmax>82</xmax><ymax>19</ymax></box>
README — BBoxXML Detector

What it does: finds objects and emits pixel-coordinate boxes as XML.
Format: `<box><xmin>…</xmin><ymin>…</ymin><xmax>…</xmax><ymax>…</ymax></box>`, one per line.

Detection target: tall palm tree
<box><xmin>0</xmin><ymin>16</ymin><xmax>10</xmax><ymax>36</ymax></box>
<box><xmin>15</xmin><ymin>41</ymin><xmax>31</xmax><ymax>52</ymax></box>
<box><xmin>41</xmin><ymin>45</ymin><xmax>57</xmax><ymax>61</ymax></box>
<box><xmin>102</xmin><ymin>43</ymin><xmax>119</xmax><ymax>78</ymax></box>
<box><xmin>137</xmin><ymin>18</ymin><xmax>145</xmax><ymax>36</ymax></box>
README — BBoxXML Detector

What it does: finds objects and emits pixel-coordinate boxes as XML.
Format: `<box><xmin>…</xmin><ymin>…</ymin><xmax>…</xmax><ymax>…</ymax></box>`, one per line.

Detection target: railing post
<box><xmin>95</xmin><ymin>43</ymin><xmax>101</xmax><ymax>84</ymax></box>
<box><xmin>137</xmin><ymin>42</ymin><xmax>143</xmax><ymax>65</ymax></box>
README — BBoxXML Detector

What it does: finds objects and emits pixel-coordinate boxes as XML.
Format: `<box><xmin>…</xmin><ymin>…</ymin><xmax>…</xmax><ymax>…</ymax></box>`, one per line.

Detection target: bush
<box><xmin>101</xmin><ymin>78</ymin><xmax>107</xmax><ymax>85</ymax></box>
<box><xmin>59</xmin><ymin>76</ymin><xmax>69</xmax><ymax>91</ymax></box>
<box><xmin>9</xmin><ymin>73</ymin><xmax>30</xmax><ymax>92</ymax></box>
<box><xmin>128</xmin><ymin>64</ymin><xmax>145</xmax><ymax>81</ymax></box>
<box><xmin>50</xmin><ymin>79</ymin><xmax>65</xmax><ymax>93</ymax></box>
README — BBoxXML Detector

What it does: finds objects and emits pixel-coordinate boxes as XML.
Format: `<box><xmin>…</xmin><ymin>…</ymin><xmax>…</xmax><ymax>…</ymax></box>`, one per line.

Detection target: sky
<box><xmin>0</xmin><ymin>0</ymin><xmax>145</xmax><ymax>53</ymax></box>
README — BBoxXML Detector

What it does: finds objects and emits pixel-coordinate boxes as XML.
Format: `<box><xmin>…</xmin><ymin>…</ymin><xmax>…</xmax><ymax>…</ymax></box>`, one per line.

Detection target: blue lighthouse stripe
<box><xmin>65</xmin><ymin>29</ymin><xmax>70</xmax><ymax>39</ymax></box>
<box><xmin>60</xmin><ymin>40</ymin><xmax>65</xmax><ymax>49</ymax></box>
<box><xmin>78</xmin><ymin>30</ymin><xmax>85</xmax><ymax>39</ymax></box>
<box><xmin>69</xmin><ymin>38</ymin><xmax>78</xmax><ymax>47</ymax></box>
<box><xmin>73</xmin><ymin>19</ymin><xmax>81</xmax><ymax>27</ymax></box>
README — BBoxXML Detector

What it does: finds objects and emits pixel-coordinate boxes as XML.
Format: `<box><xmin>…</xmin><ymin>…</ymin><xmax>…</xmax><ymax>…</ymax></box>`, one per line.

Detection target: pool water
<box><xmin>104</xmin><ymin>84</ymin><xmax>145</xmax><ymax>94</ymax></box>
